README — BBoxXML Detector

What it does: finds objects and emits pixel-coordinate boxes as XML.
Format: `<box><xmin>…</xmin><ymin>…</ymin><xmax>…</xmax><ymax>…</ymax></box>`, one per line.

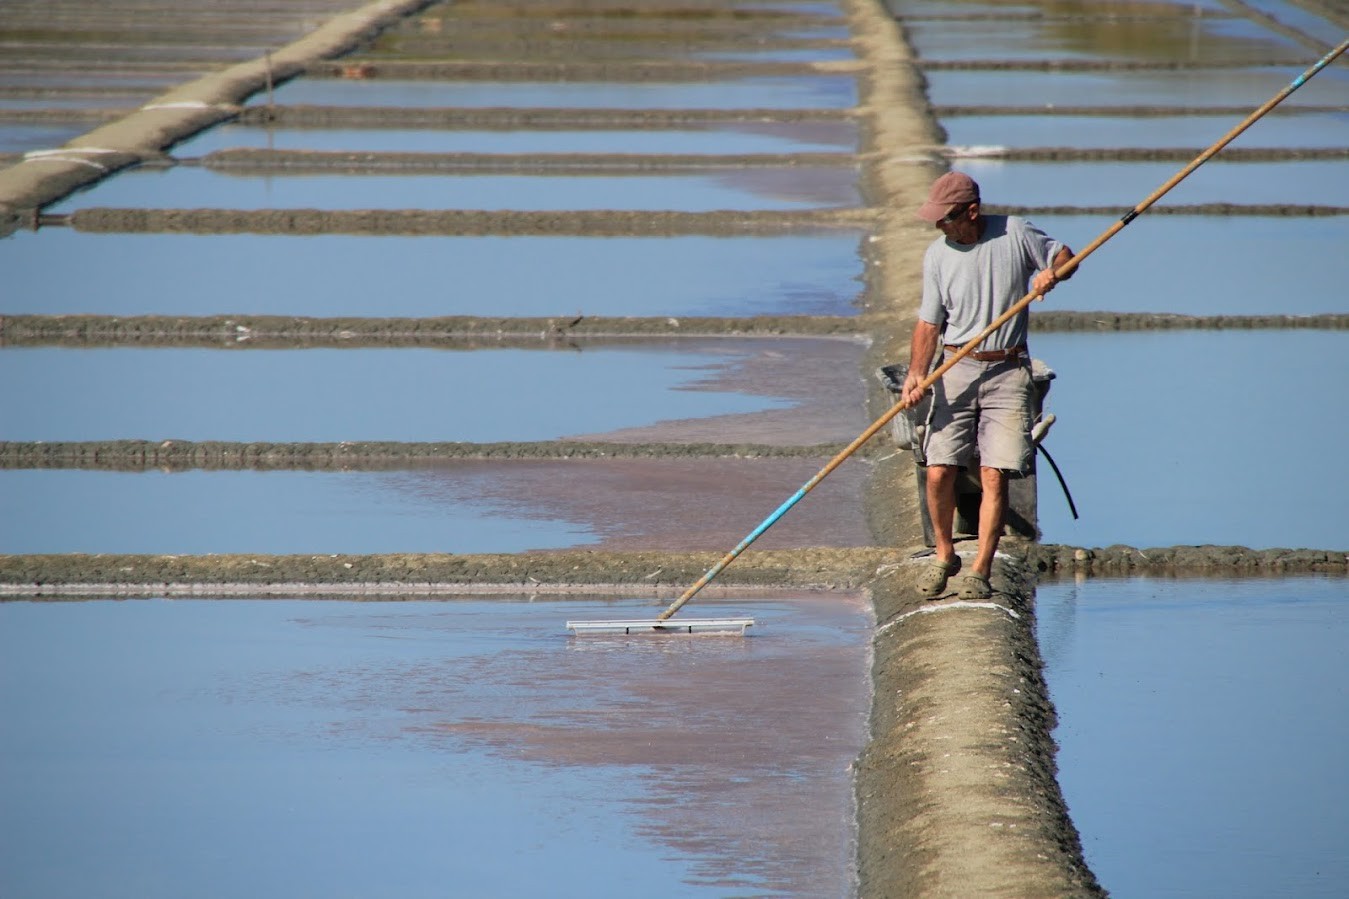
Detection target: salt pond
<box><xmin>0</xmin><ymin>122</ymin><xmax>103</xmax><ymax>153</ymax></box>
<box><xmin>924</xmin><ymin>66</ymin><xmax>1349</xmax><ymax>109</ymax></box>
<box><xmin>0</xmin><ymin>229</ymin><xmax>866</xmax><ymax>318</ymax></box>
<box><xmin>1031</xmin><ymin>329</ymin><xmax>1349</xmax><ymax>550</ymax></box>
<box><xmin>0</xmin><ymin>593</ymin><xmax>873</xmax><ymax>898</ymax></box>
<box><xmin>1038</xmin><ymin>575</ymin><xmax>1349</xmax><ymax>898</ymax></box>
<box><xmin>941</xmin><ymin>112</ymin><xmax>1349</xmax><ymax>150</ymax></box>
<box><xmin>1029</xmin><ymin>214</ymin><xmax>1348</xmax><ymax>317</ymax></box>
<box><xmin>45</xmin><ymin>165</ymin><xmax>861</xmax><ymax>213</ymax></box>
<box><xmin>259</xmin><ymin>76</ymin><xmax>859</xmax><ymax>110</ymax></box>
<box><xmin>0</xmin><ymin>456</ymin><xmax>873</xmax><ymax>556</ymax></box>
<box><xmin>905</xmin><ymin>16</ymin><xmax>1308</xmax><ymax>62</ymax></box>
<box><xmin>0</xmin><ymin>339</ymin><xmax>868</xmax><ymax>444</ymax></box>
<box><xmin>170</xmin><ymin>121</ymin><xmax>859</xmax><ymax>156</ymax></box>
<box><xmin>958</xmin><ymin>158</ymin><xmax>1349</xmax><ymax>208</ymax></box>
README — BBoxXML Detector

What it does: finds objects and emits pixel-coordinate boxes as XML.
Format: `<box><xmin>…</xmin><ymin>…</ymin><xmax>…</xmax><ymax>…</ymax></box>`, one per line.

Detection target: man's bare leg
<box><xmin>926</xmin><ymin>464</ymin><xmax>959</xmax><ymax>563</ymax></box>
<box><xmin>973</xmin><ymin>466</ymin><xmax>1008</xmax><ymax>577</ymax></box>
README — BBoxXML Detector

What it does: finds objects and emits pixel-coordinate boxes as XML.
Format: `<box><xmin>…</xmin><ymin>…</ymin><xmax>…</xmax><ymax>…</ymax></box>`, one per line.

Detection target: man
<box><xmin>901</xmin><ymin>171</ymin><xmax>1074</xmax><ymax>599</ymax></box>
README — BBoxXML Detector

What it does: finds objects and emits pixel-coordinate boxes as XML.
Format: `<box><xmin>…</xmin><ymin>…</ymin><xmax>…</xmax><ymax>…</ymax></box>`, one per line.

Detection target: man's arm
<box><xmin>900</xmin><ymin>318</ymin><xmax>942</xmax><ymax>407</ymax></box>
<box><xmin>1032</xmin><ymin>245</ymin><xmax>1075</xmax><ymax>295</ymax></box>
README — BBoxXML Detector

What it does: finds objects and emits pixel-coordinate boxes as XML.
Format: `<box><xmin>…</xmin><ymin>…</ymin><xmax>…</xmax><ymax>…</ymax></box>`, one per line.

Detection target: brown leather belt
<box><xmin>945</xmin><ymin>344</ymin><xmax>1027</xmax><ymax>363</ymax></box>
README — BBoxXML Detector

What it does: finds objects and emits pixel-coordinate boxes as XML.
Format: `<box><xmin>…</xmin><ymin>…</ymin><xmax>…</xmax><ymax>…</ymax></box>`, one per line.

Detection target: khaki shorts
<box><xmin>923</xmin><ymin>353</ymin><xmax>1034</xmax><ymax>472</ymax></box>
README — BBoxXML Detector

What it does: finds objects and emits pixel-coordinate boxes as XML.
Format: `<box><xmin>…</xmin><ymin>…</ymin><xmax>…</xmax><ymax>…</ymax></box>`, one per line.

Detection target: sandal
<box><xmin>957</xmin><ymin>572</ymin><xmax>992</xmax><ymax>600</ymax></box>
<box><xmin>917</xmin><ymin>555</ymin><xmax>961</xmax><ymax>598</ymax></box>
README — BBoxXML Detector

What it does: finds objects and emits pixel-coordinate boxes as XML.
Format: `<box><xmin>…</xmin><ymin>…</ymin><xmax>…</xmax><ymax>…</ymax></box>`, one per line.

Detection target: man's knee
<box><xmin>978</xmin><ymin>466</ymin><xmax>1007</xmax><ymax>488</ymax></box>
<box><xmin>927</xmin><ymin>464</ymin><xmax>958</xmax><ymax>489</ymax></box>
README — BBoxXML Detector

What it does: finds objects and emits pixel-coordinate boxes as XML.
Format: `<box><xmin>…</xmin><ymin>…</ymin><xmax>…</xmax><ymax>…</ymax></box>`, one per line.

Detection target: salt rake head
<box><xmin>565</xmin><ymin>617</ymin><xmax>755</xmax><ymax>637</ymax></box>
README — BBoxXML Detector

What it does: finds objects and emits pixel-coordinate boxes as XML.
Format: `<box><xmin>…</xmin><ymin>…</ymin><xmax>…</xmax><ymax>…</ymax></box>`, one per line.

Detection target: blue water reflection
<box><xmin>0</xmin><ymin>122</ymin><xmax>97</xmax><ymax>153</ymax></box>
<box><xmin>171</xmin><ymin>122</ymin><xmax>859</xmax><ymax>156</ymax></box>
<box><xmin>0</xmin><ymin>343</ymin><xmax>810</xmax><ymax>443</ymax></box>
<box><xmin>892</xmin><ymin>0</ymin><xmax>1231</xmax><ymax>14</ymax></box>
<box><xmin>1030</xmin><ymin>215</ymin><xmax>1349</xmax><ymax>316</ymax></box>
<box><xmin>1038</xmin><ymin>576</ymin><xmax>1349</xmax><ymax>898</ymax></box>
<box><xmin>960</xmin><ymin>158</ymin><xmax>1349</xmax><ymax>207</ymax></box>
<box><xmin>45</xmin><ymin>165</ymin><xmax>860</xmax><ymax>213</ymax></box>
<box><xmin>0</xmin><ymin>229</ymin><xmax>865</xmax><ymax>318</ymax></box>
<box><xmin>261</xmin><ymin>76</ymin><xmax>859</xmax><ymax>110</ymax></box>
<box><xmin>925</xmin><ymin>66</ymin><xmax>1349</xmax><ymax>108</ymax></box>
<box><xmin>0</xmin><ymin>454</ymin><xmax>873</xmax><ymax>556</ymax></box>
<box><xmin>0</xmin><ymin>468</ymin><xmax>599</xmax><ymax>555</ymax></box>
<box><xmin>0</xmin><ymin>595</ymin><xmax>870</xmax><ymax>898</ymax></box>
<box><xmin>942</xmin><ymin>112</ymin><xmax>1349</xmax><ymax>150</ymax></box>
<box><xmin>907</xmin><ymin>17</ymin><xmax>1306</xmax><ymax>61</ymax></box>
<box><xmin>1031</xmin><ymin>330</ymin><xmax>1349</xmax><ymax>550</ymax></box>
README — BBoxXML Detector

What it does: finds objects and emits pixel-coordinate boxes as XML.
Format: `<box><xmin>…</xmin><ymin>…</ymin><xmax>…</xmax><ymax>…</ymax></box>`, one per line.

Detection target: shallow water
<box><xmin>0</xmin><ymin>229</ymin><xmax>866</xmax><ymax>318</ymax></box>
<box><xmin>941</xmin><ymin>111</ymin><xmax>1349</xmax><ymax>150</ymax></box>
<box><xmin>696</xmin><ymin>46</ymin><xmax>858</xmax><ymax>64</ymax></box>
<box><xmin>0</xmin><ymin>456</ymin><xmax>873</xmax><ymax>555</ymax></box>
<box><xmin>959</xmin><ymin>158</ymin><xmax>1349</xmax><ymax>207</ymax></box>
<box><xmin>45</xmin><ymin>164</ymin><xmax>861</xmax><ymax>213</ymax></box>
<box><xmin>892</xmin><ymin>0</ymin><xmax>1232</xmax><ymax>14</ymax></box>
<box><xmin>1029</xmin><ymin>214</ymin><xmax>1349</xmax><ymax>317</ymax></box>
<box><xmin>1030</xmin><ymin>330</ymin><xmax>1349</xmax><ymax>550</ymax></box>
<box><xmin>906</xmin><ymin>16</ymin><xmax>1307</xmax><ymax>62</ymax></box>
<box><xmin>171</xmin><ymin>121</ymin><xmax>859</xmax><ymax>156</ymax></box>
<box><xmin>924</xmin><ymin>65</ymin><xmax>1349</xmax><ymax>108</ymax></box>
<box><xmin>0</xmin><ymin>339</ymin><xmax>868</xmax><ymax>444</ymax></box>
<box><xmin>0</xmin><ymin>122</ymin><xmax>100</xmax><ymax>153</ymax></box>
<box><xmin>261</xmin><ymin>76</ymin><xmax>859</xmax><ymax>110</ymax></box>
<box><xmin>0</xmin><ymin>72</ymin><xmax>180</xmax><ymax>91</ymax></box>
<box><xmin>0</xmin><ymin>95</ymin><xmax>141</xmax><ymax>111</ymax></box>
<box><xmin>1242</xmin><ymin>0</ymin><xmax>1347</xmax><ymax>41</ymax></box>
<box><xmin>1038</xmin><ymin>576</ymin><xmax>1349</xmax><ymax>898</ymax></box>
<box><xmin>0</xmin><ymin>594</ymin><xmax>872</xmax><ymax>899</ymax></box>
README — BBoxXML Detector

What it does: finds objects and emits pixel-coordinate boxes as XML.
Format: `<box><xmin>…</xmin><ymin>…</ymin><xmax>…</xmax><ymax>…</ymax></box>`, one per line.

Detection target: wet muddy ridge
<box><xmin>3</xmin><ymin>0</ymin><xmax>1347</xmax><ymax>896</ymax></box>
<box><xmin>3</xmin><ymin>312</ymin><xmax>1346</xmax><ymax>353</ymax></box>
<box><xmin>2</xmin><ymin>546</ymin><xmax>1343</xmax><ymax>598</ymax></box>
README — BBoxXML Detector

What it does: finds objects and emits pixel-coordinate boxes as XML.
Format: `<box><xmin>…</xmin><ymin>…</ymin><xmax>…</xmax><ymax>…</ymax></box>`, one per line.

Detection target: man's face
<box><xmin>935</xmin><ymin>201</ymin><xmax>980</xmax><ymax>245</ymax></box>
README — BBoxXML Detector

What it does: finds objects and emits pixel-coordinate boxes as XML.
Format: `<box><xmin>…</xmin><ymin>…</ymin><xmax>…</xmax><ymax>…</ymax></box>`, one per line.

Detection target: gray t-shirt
<box><xmin>918</xmin><ymin>215</ymin><xmax>1063</xmax><ymax>349</ymax></box>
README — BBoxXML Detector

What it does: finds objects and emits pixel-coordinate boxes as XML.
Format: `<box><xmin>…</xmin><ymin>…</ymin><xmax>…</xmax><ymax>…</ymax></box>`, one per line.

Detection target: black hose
<box><xmin>1037</xmin><ymin>443</ymin><xmax>1079</xmax><ymax>520</ymax></box>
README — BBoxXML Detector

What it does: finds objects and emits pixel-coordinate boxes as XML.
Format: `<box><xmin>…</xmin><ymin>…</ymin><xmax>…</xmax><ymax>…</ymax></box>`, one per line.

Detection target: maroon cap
<box><xmin>916</xmin><ymin>171</ymin><xmax>980</xmax><ymax>223</ymax></box>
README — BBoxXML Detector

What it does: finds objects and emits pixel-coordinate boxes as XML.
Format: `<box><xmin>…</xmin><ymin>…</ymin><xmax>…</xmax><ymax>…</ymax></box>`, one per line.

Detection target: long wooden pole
<box><xmin>657</xmin><ymin>39</ymin><xmax>1349</xmax><ymax>621</ymax></box>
